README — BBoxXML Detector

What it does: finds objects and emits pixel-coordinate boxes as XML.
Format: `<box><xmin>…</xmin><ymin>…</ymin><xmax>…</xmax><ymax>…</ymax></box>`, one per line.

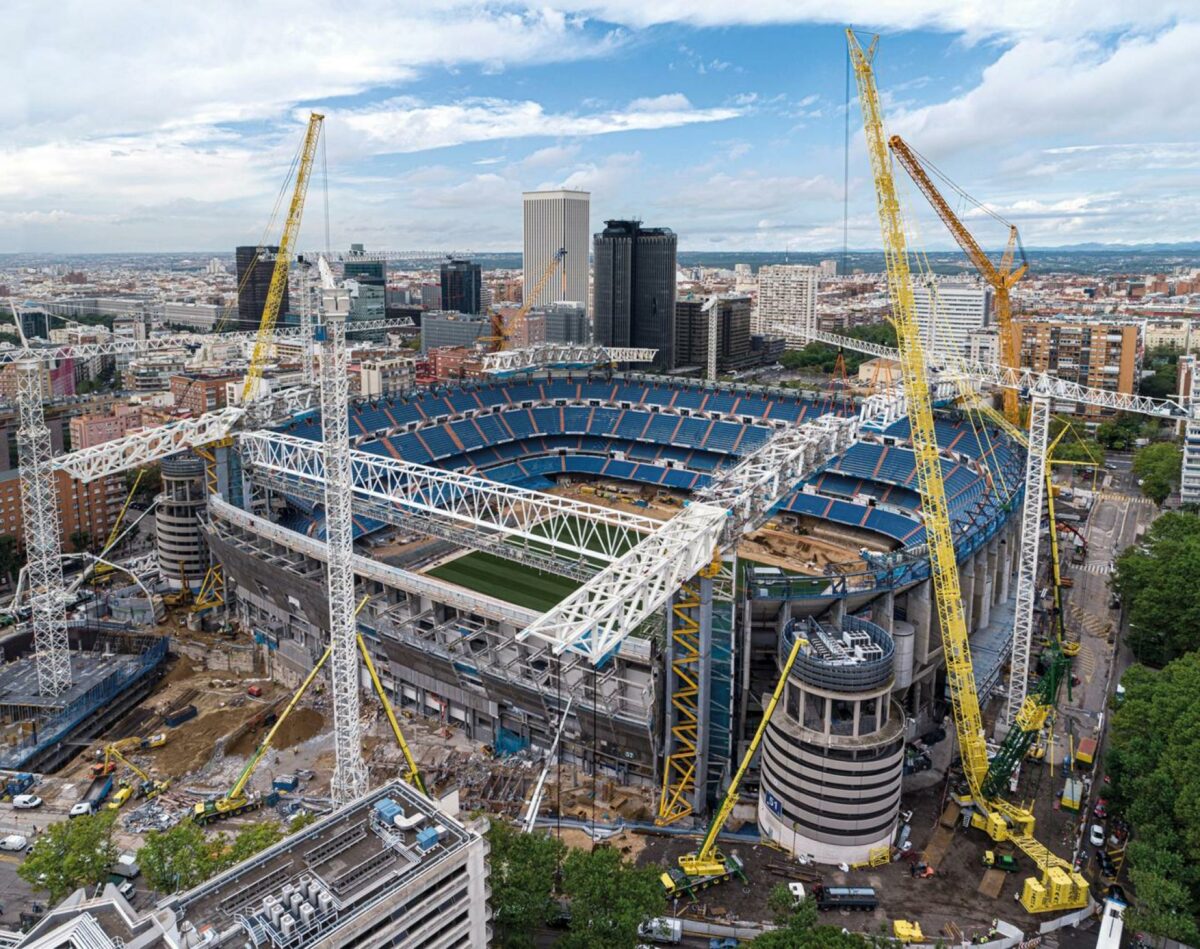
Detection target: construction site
<box><xmin>0</xmin><ymin>26</ymin><xmax>1173</xmax><ymax>949</ymax></box>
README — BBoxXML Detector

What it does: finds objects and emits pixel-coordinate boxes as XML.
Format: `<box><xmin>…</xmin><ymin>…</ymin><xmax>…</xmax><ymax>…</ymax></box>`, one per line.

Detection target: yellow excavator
<box><xmin>105</xmin><ymin>746</ymin><xmax>170</xmax><ymax>809</ymax></box>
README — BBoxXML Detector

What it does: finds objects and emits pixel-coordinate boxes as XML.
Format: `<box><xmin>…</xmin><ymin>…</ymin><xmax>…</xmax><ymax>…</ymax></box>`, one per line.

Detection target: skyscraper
<box><xmin>523</xmin><ymin>190</ymin><xmax>590</xmax><ymax>315</ymax></box>
<box><xmin>440</xmin><ymin>259</ymin><xmax>482</xmax><ymax>315</ymax></box>
<box><xmin>235</xmin><ymin>245</ymin><xmax>290</xmax><ymax>330</ymax></box>
<box><xmin>756</xmin><ymin>265</ymin><xmax>817</xmax><ymax>346</ymax></box>
<box><xmin>593</xmin><ymin>220</ymin><xmax>678</xmax><ymax>371</ymax></box>
<box><xmin>343</xmin><ymin>243</ymin><xmax>386</xmax><ymax>283</ymax></box>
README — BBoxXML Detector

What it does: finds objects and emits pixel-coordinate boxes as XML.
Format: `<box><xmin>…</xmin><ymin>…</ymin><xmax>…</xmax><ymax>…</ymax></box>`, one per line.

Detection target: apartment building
<box><xmin>1018</xmin><ymin>317</ymin><xmax>1142</xmax><ymax>419</ymax></box>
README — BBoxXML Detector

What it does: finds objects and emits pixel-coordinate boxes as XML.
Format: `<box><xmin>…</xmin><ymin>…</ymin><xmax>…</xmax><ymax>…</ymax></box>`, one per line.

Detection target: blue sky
<box><xmin>3</xmin><ymin>2</ymin><xmax>1199</xmax><ymax>252</ymax></box>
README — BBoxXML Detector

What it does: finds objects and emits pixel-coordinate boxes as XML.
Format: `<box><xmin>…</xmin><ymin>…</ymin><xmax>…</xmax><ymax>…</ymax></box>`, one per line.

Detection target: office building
<box><xmin>911</xmin><ymin>278</ymin><xmax>992</xmax><ymax>358</ymax></box>
<box><xmin>342</xmin><ymin>243</ymin><xmax>386</xmax><ymax>283</ymax></box>
<box><xmin>170</xmin><ymin>372</ymin><xmax>241</xmax><ymax>415</ymax></box>
<box><xmin>1017</xmin><ymin>317</ymin><xmax>1142</xmax><ymax>419</ymax></box>
<box><xmin>13</xmin><ymin>781</ymin><xmax>491</xmax><ymax>948</ymax></box>
<box><xmin>421</xmin><ymin>311</ymin><xmax>488</xmax><ymax>352</ymax></box>
<box><xmin>523</xmin><ymin>190</ymin><xmax>590</xmax><ymax>314</ymax></box>
<box><xmin>440</xmin><ymin>259</ymin><xmax>482</xmax><ymax>315</ymax></box>
<box><xmin>756</xmin><ymin>265</ymin><xmax>819</xmax><ymax>345</ymax></box>
<box><xmin>542</xmin><ymin>301</ymin><xmax>589</xmax><ymax>345</ymax></box>
<box><xmin>236</xmin><ymin>245</ymin><xmax>290</xmax><ymax>330</ymax></box>
<box><xmin>593</xmin><ymin>220</ymin><xmax>677</xmax><ymax>371</ymax></box>
<box><xmin>161</xmin><ymin>302</ymin><xmax>222</xmax><ymax>331</ymax></box>
<box><xmin>675</xmin><ymin>294</ymin><xmax>752</xmax><ymax>374</ymax></box>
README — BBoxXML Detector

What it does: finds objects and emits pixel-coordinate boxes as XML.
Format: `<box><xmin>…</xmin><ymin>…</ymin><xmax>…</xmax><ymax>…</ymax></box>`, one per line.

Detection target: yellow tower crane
<box><xmin>847</xmin><ymin>29</ymin><xmax>1088</xmax><ymax>913</ymax></box>
<box><xmin>481</xmin><ymin>248</ymin><xmax>567</xmax><ymax>351</ymax></box>
<box><xmin>888</xmin><ymin>136</ymin><xmax>1028</xmax><ymax>424</ymax></box>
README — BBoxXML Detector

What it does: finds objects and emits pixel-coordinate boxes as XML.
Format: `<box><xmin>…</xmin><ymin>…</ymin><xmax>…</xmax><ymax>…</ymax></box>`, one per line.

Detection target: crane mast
<box><xmin>486</xmin><ymin>248</ymin><xmax>567</xmax><ymax>351</ymax></box>
<box><xmin>847</xmin><ymin>29</ymin><xmax>1087</xmax><ymax>912</ymax></box>
<box><xmin>888</xmin><ymin>136</ymin><xmax>1027</xmax><ymax>423</ymax></box>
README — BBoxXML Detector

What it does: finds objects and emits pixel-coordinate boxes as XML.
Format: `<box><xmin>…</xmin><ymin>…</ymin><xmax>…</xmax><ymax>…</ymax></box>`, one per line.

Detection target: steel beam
<box><xmin>479</xmin><ymin>345</ymin><xmax>658</xmax><ymax>375</ymax></box>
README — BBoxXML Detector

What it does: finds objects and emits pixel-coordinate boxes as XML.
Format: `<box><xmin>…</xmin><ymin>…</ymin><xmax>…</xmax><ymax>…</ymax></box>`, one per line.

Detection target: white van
<box><xmin>0</xmin><ymin>835</ymin><xmax>27</xmax><ymax>851</ymax></box>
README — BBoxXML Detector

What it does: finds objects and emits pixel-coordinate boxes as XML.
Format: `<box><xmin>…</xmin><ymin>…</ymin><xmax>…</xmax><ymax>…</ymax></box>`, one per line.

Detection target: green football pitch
<box><xmin>426</xmin><ymin>550</ymin><xmax>581</xmax><ymax>612</ymax></box>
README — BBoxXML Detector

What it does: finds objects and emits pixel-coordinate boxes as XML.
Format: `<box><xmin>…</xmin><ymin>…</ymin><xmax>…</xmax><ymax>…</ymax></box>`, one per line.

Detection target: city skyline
<box><xmin>4</xmin><ymin>3</ymin><xmax>1199</xmax><ymax>253</ymax></box>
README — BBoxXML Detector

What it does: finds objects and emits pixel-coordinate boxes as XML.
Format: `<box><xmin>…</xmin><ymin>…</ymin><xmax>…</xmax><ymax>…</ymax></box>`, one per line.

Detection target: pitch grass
<box><xmin>427</xmin><ymin>551</ymin><xmax>582</xmax><ymax>612</ymax></box>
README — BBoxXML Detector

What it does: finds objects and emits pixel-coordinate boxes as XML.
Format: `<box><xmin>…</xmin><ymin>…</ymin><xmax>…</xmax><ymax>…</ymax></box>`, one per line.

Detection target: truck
<box><xmin>1061</xmin><ymin>778</ymin><xmax>1083</xmax><ymax>811</ymax></box>
<box><xmin>792</xmin><ymin>883</ymin><xmax>878</xmax><ymax>912</ymax></box>
<box><xmin>983</xmin><ymin>851</ymin><xmax>1019</xmax><ymax>872</ymax></box>
<box><xmin>83</xmin><ymin>774</ymin><xmax>113</xmax><ymax>808</ymax></box>
<box><xmin>193</xmin><ymin>790</ymin><xmax>280</xmax><ymax>825</ymax></box>
<box><xmin>109</xmin><ymin>852</ymin><xmax>140</xmax><ymax>879</ymax></box>
<box><xmin>637</xmin><ymin>917</ymin><xmax>682</xmax><ymax>944</ymax></box>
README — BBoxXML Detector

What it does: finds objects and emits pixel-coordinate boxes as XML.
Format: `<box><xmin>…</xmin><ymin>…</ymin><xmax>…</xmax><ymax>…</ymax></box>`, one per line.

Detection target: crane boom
<box><xmin>889</xmin><ymin>135</ymin><xmax>1026</xmax><ymax>423</ymax></box>
<box><xmin>850</xmin><ymin>29</ymin><xmax>1088</xmax><ymax>912</ymax></box>
<box><xmin>679</xmin><ymin>628</ymin><xmax>805</xmax><ymax>878</ymax></box>
<box><xmin>488</xmin><ymin>248</ymin><xmax>567</xmax><ymax>350</ymax></box>
<box><xmin>847</xmin><ymin>31</ymin><xmax>990</xmax><ymax>800</ymax></box>
<box><xmin>241</xmin><ymin>113</ymin><xmax>324</xmax><ymax>403</ymax></box>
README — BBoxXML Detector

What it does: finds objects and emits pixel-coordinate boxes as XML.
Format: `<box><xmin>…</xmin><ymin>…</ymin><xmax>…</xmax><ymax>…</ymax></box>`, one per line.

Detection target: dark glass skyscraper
<box><xmin>593</xmin><ymin>220</ymin><xmax>677</xmax><ymax>371</ymax></box>
<box><xmin>439</xmin><ymin>259</ymin><xmax>482</xmax><ymax>315</ymax></box>
<box><xmin>236</xmin><ymin>245</ymin><xmax>289</xmax><ymax>329</ymax></box>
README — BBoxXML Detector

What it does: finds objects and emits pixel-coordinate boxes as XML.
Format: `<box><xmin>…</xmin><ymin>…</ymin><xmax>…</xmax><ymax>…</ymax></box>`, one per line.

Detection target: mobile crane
<box><xmin>194</xmin><ymin>646</ymin><xmax>329</xmax><ymax>824</ymax></box>
<box><xmin>888</xmin><ymin>135</ymin><xmax>1028</xmax><ymax>425</ymax></box>
<box><xmin>662</xmin><ymin>628</ymin><xmax>806</xmax><ymax>898</ymax></box>
<box><xmin>847</xmin><ymin>29</ymin><xmax>1088</xmax><ymax>912</ymax></box>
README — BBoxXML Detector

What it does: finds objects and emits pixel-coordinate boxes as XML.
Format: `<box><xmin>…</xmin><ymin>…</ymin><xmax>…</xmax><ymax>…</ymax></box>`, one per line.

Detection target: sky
<box><xmin>3</xmin><ymin>1</ymin><xmax>1199</xmax><ymax>254</ymax></box>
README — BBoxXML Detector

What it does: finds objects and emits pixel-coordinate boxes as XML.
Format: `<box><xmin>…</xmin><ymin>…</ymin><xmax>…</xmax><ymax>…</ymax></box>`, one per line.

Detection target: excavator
<box><xmin>662</xmin><ymin>628</ymin><xmax>806</xmax><ymax>898</ymax></box>
<box><xmin>105</xmin><ymin>746</ymin><xmax>170</xmax><ymax>809</ymax></box>
<box><xmin>848</xmin><ymin>29</ymin><xmax>1088</xmax><ymax>912</ymax></box>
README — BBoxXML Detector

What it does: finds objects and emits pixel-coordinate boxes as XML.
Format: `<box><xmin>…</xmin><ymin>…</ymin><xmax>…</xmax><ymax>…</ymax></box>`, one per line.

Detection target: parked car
<box><xmin>117</xmin><ymin>880</ymin><xmax>135</xmax><ymax>899</ymax></box>
<box><xmin>0</xmin><ymin>835</ymin><xmax>26</xmax><ymax>852</ymax></box>
<box><xmin>1089</xmin><ymin>824</ymin><xmax>1107</xmax><ymax>847</ymax></box>
<box><xmin>12</xmin><ymin>795</ymin><xmax>41</xmax><ymax>809</ymax></box>
<box><xmin>1093</xmin><ymin>798</ymin><xmax>1109</xmax><ymax>820</ymax></box>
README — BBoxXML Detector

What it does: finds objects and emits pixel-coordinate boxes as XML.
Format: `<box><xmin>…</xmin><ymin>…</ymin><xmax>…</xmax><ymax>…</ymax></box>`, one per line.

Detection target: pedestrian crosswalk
<box><xmin>1076</xmin><ymin>562</ymin><xmax>1112</xmax><ymax>575</ymax></box>
<box><xmin>1094</xmin><ymin>489</ymin><xmax>1156</xmax><ymax>506</ymax></box>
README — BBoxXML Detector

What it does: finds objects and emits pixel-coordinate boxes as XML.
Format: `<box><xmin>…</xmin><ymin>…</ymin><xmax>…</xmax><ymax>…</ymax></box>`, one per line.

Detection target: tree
<box><xmin>288</xmin><ymin>811</ymin><xmax>318</xmax><ymax>834</ymax></box>
<box><xmin>0</xmin><ymin>535</ymin><xmax>23</xmax><ymax>587</ymax></box>
<box><xmin>559</xmin><ymin>845</ymin><xmax>662</xmax><ymax>949</ymax></box>
<box><xmin>1133</xmin><ymin>441</ymin><xmax>1181</xmax><ymax>506</ymax></box>
<box><xmin>18</xmin><ymin>811</ymin><xmax>118</xmax><ymax>903</ymax></box>
<box><xmin>226</xmin><ymin>821</ymin><xmax>284</xmax><ymax>865</ymax></box>
<box><xmin>1096</xmin><ymin>413</ymin><xmax>1142</xmax><ymax>451</ymax></box>
<box><xmin>68</xmin><ymin>530</ymin><xmax>93</xmax><ymax>554</ymax></box>
<box><xmin>1105</xmin><ymin>653</ymin><xmax>1200</xmax><ymax>942</ymax></box>
<box><xmin>1112</xmin><ymin>512</ymin><xmax>1200</xmax><ymax>664</ymax></box>
<box><xmin>748</xmin><ymin>884</ymin><xmax>879</xmax><ymax>947</ymax></box>
<box><xmin>138</xmin><ymin>821</ymin><xmax>226</xmax><ymax>893</ymax></box>
<box><xmin>486</xmin><ymin>822</ymin><xmax>565</xmax><ymax>949</ymax></box>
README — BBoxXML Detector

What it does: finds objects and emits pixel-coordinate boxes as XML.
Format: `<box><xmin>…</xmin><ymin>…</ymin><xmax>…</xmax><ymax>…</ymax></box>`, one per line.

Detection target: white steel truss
<box><xmin>801</xmin><ymin>329</ymin><xmax>1191</xmax><ymax>420</ymax></box>
<box><xmin>16</xmin><ymin>361</ymin><xmax>71</xmax><ymax>694</ymax></box>
<box><xmin>209</xmin><ymin>495</ymin><xmax>539</xmax><ymax>627</ymax></box>
<box><xmin>480</xmin><ymin>345</ymin><xmax>658</xmax><ymax>375</ymax></box>
<box><xmin>1007</xmin><ymin>394</ymin><xmax>1051</xmax><ymax>731</ymax></box>
<box><xmin>52</xmin><ymin>408</ymin><xmax>245</xmax><ymax>482</ymax></box>
<box><xmin>697</xmin><ymin>414</ymin><xmax>860</xmax><ymax>544</ymax></box>
<box><xmin>517</xmin><ymin>500</ymin><xmax>728</xmax><ymax>661</ymax></box>
<box><xmin>320</xmin><ymin>314</ymin><xmax>368</xmax><ymax>805</ymax></box>
<box><xmin>237</xmin><ymin>431</ymin><xmax>659</xmax><ymax>565</ymax></box>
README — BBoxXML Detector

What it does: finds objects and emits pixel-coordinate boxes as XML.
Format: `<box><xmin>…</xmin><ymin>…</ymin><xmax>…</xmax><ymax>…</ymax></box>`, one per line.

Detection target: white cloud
<box><xmin>331</xmin><ymin>95</ymin><xmax>740</xmax><ymax>154</ymax></box>
<box><xmin>891</xmin><ymin>23</ymin><xmax>1200</xmax><ymax>157</ymax></box>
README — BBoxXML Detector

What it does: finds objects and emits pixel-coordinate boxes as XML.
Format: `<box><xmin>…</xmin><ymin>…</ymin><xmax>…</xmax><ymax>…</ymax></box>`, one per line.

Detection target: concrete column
<box><xmin>827</xmin><ymin>596</ymin><xmax>846</xmax><ymax>628</ymax></box>
<box><xmin>987</xmin><ymin>540</ymin><xmax>1001</xmax><ymax>605</ymax></box>
<box><xmin>975</xmin><ymin>566</ymin><xmax>994</xmax><ymax>630</ymax></box>
<box><xmin>959</xmin><ymin>559</ymin><xmax>977</xmax><ymax>634</ymax></box>
<box><xmin>876</xmin><ymin>589</ymin><xmax>896</xmax><ymax>635</ymax></box>
<box><xmin>907</xmin><ymin>582</ymin><xmax>932</xmax><ymax>664</ymax></box>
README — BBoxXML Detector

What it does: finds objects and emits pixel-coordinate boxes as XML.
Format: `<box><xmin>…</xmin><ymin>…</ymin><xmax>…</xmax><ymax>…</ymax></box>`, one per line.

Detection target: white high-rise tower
<box><xmin>523</xmin><ymin>190</ymin><xmax>590</xmax><ymax>315</ymax></box>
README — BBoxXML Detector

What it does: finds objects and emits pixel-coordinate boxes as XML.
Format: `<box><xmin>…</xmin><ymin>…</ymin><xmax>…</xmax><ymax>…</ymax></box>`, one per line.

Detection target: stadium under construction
<box><xmin>207</xmin><ymin>370</ymin><xmax>1026</xmax><ymax>865</ymax></box>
